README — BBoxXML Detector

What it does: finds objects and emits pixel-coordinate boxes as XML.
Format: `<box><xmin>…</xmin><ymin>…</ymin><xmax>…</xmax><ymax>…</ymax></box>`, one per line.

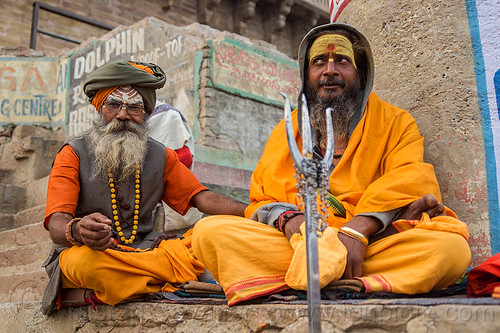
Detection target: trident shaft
<box><xmin>281</xmin><ymin>92</ymin><xmax>334</xmax><ymax>333</ymax></box>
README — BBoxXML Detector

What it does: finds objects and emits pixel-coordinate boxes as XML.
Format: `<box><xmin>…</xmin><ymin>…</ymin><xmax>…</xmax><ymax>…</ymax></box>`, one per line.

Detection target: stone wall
<box><xmin>3</xmin><ymin>301</ymin><xmax>500</xmax><ymax>333</ymax></box>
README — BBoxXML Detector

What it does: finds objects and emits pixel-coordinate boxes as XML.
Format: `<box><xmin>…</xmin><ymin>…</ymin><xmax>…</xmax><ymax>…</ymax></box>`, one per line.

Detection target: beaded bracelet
<box><xmin>339</xmin><ymin>226</ymin><xmax>369</xmax><ymax>246</ymax></box>
<box><xmin>274</xmin><ymin>210</ymin><xmax>294</xmax><ymax>230</ymax></box>
<box><xmin>65</xmin><ymin>217</ymin><xmax>83</xmax><ymax>246</ymax></box>
<box><xmin>278</xmin><ymin>211</ymin><xmax>304</xmax><ymax>233</ymax></box>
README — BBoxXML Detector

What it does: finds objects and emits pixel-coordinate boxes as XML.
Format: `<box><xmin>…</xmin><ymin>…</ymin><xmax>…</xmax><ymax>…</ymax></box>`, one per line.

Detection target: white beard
<box><xmin>88</xmin><ymin>115</ymin><xmax>149</xmax><ymax>182</ymax></box>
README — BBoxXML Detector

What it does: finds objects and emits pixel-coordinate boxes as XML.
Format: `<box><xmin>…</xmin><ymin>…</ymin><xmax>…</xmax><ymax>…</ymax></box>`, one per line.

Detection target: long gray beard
<box><xmin>88</xmin><ymin>116</ymin><xmax>149</xmax><ymax>182</ymax></box>
<box><xmin>306</xmin><ymin>82</ymin><xmax>361</xmax><ymax>151</ymax></box>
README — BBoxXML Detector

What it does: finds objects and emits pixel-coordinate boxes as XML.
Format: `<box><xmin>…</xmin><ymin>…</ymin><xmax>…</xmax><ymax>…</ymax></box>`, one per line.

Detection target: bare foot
<box><xmin>399</xmin><ymin>194</ymin><xmax>446</xmax><ymax>220</ymax></box>
<box><xmin>369</xmin><ymin>194</ymin><xmax>445</xmax><ymax>244</ymax></box>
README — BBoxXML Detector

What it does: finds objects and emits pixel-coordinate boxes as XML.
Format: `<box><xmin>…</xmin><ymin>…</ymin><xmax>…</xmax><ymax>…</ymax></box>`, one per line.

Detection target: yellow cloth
<box><xmin>286</xmin><ymin>223</ymin><xmax>346</xmax><ymax>290</ymax></box>
<box><xmin>360</xmin><ymin>213</ymin><xmax>470</xmax><ymax>293</ymax></box>
<box><xmin>192</xmin><ymin>92</ymin><xmax>471</xmax><ymax>305</ymax></box>
<box><xmin>192</xmin><ymin>215</ymin><xmax>470</xmax><ymax>305</ymax></box>
<box><xmin>59</xmin><ymin>230</ymin><xmax>205</xmax><ymax>305</ymax></box>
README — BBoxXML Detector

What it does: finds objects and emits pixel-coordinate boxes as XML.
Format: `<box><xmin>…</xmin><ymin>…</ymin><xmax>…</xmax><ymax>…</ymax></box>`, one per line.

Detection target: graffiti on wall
<box><xmin>466</xmin><ymin>0</ymin><xmax>500</xmax><ymax>253</ymax></box>
<box><xmin>67</xmin><ymin>23</ymin><xmax>197</xmax><ymax>138</ymax></box>
<box><xmin>0</xmin><ymin>58</ymin><xmax>66</xmax><ymax>127</ymax></box>
<box><xmin>67</xmin><ymin>27</ymin><xmax>148</xmax><ymax>137</ymax></box>
<box><xmin>211</xmin><ymin>39</ymin><xmax>300</xmax><ymax>106</ymax></box>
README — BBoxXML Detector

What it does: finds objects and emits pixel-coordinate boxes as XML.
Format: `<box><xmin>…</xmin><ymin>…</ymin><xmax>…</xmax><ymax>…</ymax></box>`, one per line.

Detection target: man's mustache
<box><xmin>317</xmin><ymin>79</ymin><xmax>346</xmax><ymax>88</ymax></box>
<box><xmin>105</xmin><ymin>120</ymin><xmax>141</xmax><ymax>135</ymax></box>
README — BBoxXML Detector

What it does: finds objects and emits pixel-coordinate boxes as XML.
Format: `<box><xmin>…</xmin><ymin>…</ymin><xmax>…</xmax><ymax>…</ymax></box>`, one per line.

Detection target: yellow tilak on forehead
<box><xmin>308</xmin><ymin>34</ymin><xmax>357</xmax><ymax>69</ymax></box>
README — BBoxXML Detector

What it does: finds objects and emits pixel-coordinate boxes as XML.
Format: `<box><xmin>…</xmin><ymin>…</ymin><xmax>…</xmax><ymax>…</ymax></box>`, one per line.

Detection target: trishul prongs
<box><xmin>281</xmin><ymin>92</ymin><xmax>335</xmax><ymax>172</ymax></box>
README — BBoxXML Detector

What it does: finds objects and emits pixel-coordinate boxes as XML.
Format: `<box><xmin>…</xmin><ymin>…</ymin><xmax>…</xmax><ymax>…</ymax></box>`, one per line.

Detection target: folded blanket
<box><xmin>467</xmin><ymin>253</ymin><xmax>500</xmax><ymax>297</ymax></box>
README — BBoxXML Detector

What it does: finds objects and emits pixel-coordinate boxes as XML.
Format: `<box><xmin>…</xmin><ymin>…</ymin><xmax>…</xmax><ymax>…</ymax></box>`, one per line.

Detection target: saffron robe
<box><xmin>192</xmin><ymin>93</ymin><xmax>471</xmax><ymax>305</ymax></box>
<box><xmin>43</xmin><ymin>136</ymin><xmax>207</xmax><ymax>311</ymax></box>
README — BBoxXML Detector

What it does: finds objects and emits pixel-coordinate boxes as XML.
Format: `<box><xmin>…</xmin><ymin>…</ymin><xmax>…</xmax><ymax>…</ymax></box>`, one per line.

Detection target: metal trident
<box><xmin>281</xmin><ymin>92</ymin><xmax>334</xmax><ymax>333</ymax></box>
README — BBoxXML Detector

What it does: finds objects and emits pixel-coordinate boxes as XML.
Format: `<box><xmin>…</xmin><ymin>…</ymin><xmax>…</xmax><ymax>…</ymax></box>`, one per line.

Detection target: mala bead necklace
<box><xmin>108</xmin><ymin>165</ymin><xmax>141</xmax><ymax>245</ymax></box>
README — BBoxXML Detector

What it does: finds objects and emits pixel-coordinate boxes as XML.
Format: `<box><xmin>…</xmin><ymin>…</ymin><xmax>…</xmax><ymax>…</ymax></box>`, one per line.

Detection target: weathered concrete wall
<box><xmin>338</xmin><ymin>0</ymin><xmax>490</xmax><ymax>265</ymax></box>
<box><xmin>0</xmin><ymin>58</ymin><xmax>66</xmax><ymax>127</ymax></box>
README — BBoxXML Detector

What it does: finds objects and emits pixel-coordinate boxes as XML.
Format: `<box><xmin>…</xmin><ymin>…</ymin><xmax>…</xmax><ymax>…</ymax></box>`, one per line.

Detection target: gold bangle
<box><xmin>65</xmin><ymin>218</ymin><xmax>83</xmax><ymax>246</ymax></box>
<box><xmin>339</xmin><ymin>226</ymin><xmax>369</xmax><ymax>246</ymax></box>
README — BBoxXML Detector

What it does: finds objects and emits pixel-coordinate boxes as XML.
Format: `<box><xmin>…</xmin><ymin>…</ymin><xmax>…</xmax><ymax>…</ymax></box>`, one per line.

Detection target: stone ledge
<box><xmin>2</xmin><ymin>301</ymin><xmax>500</xmax><ymax>333</ymax></box>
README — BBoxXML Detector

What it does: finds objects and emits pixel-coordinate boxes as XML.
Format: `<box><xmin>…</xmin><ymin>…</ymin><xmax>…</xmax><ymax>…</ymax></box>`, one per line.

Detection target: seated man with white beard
<box><xmin>41</xmin><ymin>61</ymin><xmax>246</xmax><ymax>315</ymax></box>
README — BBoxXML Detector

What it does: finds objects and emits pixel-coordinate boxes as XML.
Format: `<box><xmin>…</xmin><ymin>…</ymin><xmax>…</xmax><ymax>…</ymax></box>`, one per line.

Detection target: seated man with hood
<box><xmin>192</xmin><ymin>23</ymin><xmax>471</xmax><ymax>305</ymax></box>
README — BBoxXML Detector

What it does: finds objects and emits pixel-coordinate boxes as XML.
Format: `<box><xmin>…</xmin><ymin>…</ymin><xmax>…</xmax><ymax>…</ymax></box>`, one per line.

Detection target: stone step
<box><xmin>0</xmin><ymin>184</ymin><xmax>27</xmax><ymax>215</ymax></box>
<box><xmin>13</xmin><ymin>204</ymin><xmax>46</xmax><ymax>229</ymax></box>
<box><xmin>2</xmin><ymin>301</ymin><xmax>500</xmax><ymax>332</ymax></box>
<box><xmin>1</xmin><ymin>259</ymin><xmax>47</xmax><ymax>276</ymax></box>
<box><xmin>0</xmin><ymin>204</ymin><xmax>45</xmax><ymax>232</ymax></box>
<box><xmin>0</xmin><ymin>222</ymin><xmax>50</xmax><ymax>251</ymax></box>
<box><xmin>0</xmin><ymin>213</ymin><xmax>14</xmax><ymax>232</ymax></box>
<box><xmin>0</xmin><ymin>241</ymin><xmax>52</xmax><ymax>271</ymax></box>
<box><xmin>0</xmin><ymin>270</ymin><xmax>47</xmax><ymax>304</ymax></box>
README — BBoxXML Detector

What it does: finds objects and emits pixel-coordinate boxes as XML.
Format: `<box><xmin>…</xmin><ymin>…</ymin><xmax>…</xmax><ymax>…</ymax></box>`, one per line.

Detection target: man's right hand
<box><xmin>73</xmin><ymin>213</ymin><xmax>114</xmax><ymax>251</ymax></box>
<box><xmin>283</xmin><ymin>214</ymin><xmax>306</xmax><ymax>240</ymax></box>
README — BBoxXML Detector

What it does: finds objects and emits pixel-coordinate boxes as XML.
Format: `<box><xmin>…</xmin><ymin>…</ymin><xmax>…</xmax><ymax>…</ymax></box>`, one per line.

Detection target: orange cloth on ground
<box><xmin>60</xmin><ymin>229</ymin><xmax>205</xmax><ymax>305</ymax></box>
<box><xmin>44</xmin><ymin>145</ymin><xmax>206</xmax><ymax>229</ymax></box>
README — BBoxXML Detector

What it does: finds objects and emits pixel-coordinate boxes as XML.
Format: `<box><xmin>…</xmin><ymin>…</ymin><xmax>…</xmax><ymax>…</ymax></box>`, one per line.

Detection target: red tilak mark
<box><xmin>328</xmin><ymin>44</ymin><xmax>335</xmax><ymax>51</ymax></box>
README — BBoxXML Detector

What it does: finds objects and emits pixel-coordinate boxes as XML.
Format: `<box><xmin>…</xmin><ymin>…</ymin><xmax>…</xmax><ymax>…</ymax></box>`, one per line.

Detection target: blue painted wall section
<box><xmin>465</xmin><ymin>0</ymin><xmax>500</xmax><ymax>254</ymax></box>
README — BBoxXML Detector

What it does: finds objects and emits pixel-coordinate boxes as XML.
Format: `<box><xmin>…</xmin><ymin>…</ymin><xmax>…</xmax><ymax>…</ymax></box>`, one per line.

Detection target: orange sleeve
<box><xmin>44</xmin><ymin>145</ymin><xmax>80</xmax><ymax>229</ymax></box>
<box><xmin>162</xmin><ymin>147</ymin><xmax>207</xmax><ymax>215</ymax></box>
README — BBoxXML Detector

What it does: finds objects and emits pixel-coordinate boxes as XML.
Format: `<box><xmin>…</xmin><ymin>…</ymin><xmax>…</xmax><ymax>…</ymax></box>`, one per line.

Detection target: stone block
<box><xmin>203</xmin><ymin>183</ymin><xmax>250</xmax><ymax>205</ymax></box>
<box><xmin>0</xmin><ymin>221</ymin><xmax>49</xmax><ymax>251</ymax></box>
<box><xmin>0</xmin><ymin>270</ymin><xmax>47</xmax><ymax>303</ymax></box>
<box><xmin>0</xmin><ymin>184</ymin><xmax>26</xmax><ymax>214</ymax></box>
<box><xmin>197</xmin><ymin>88</ymin><xmax>283</xmax><ymax>168</ymax></box>
<box><xmin>0</xmin><ymin>168</ymin><xmax>15</xmax><ymax>184</ymax></box>
<box><xmin>25</xmin><ymin>177</ymin><xmax>48</xmax><ymax>208</ymax></box>
<box><xmin>33</xmin><ymin>138</ymin><xmax>64</xmax><ymax>180</ymax></box>
<box><xmin>0</xmin><ymin>213</ymin><xmax>14</xmax><ymax>232</ymax></box>
<box><xmin>0</xmin><ymin>241</ymin><xmax>52</xmax><ymax>271</ymax></box>
<box><xmin>13</xmin><ymin>204</ymin><xmax>46</xmax><ymax>229</ymax></box>
<box><xmin>3</xmin><ymin>302</ymin><xmax>500</xmax><ymax>333</ymax></box>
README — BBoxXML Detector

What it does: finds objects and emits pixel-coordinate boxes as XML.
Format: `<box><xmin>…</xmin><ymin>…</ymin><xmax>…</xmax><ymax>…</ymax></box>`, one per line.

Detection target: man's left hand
<box><xmin>338</xmin><ymin>215</ymin><xmax>382</xmax><ymax>279</ymax></box>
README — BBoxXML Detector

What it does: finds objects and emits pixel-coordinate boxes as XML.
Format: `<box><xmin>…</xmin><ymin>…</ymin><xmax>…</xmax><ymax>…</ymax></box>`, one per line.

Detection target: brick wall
<box><xmin>0</xmin><ymin>0</ymin><xmax>328</xmax><ymax>58</ymax></box>
<box><xmin>0</xmin><ymin>0</ymin><xmax>198</xmax><ymax>54</ymax></box>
